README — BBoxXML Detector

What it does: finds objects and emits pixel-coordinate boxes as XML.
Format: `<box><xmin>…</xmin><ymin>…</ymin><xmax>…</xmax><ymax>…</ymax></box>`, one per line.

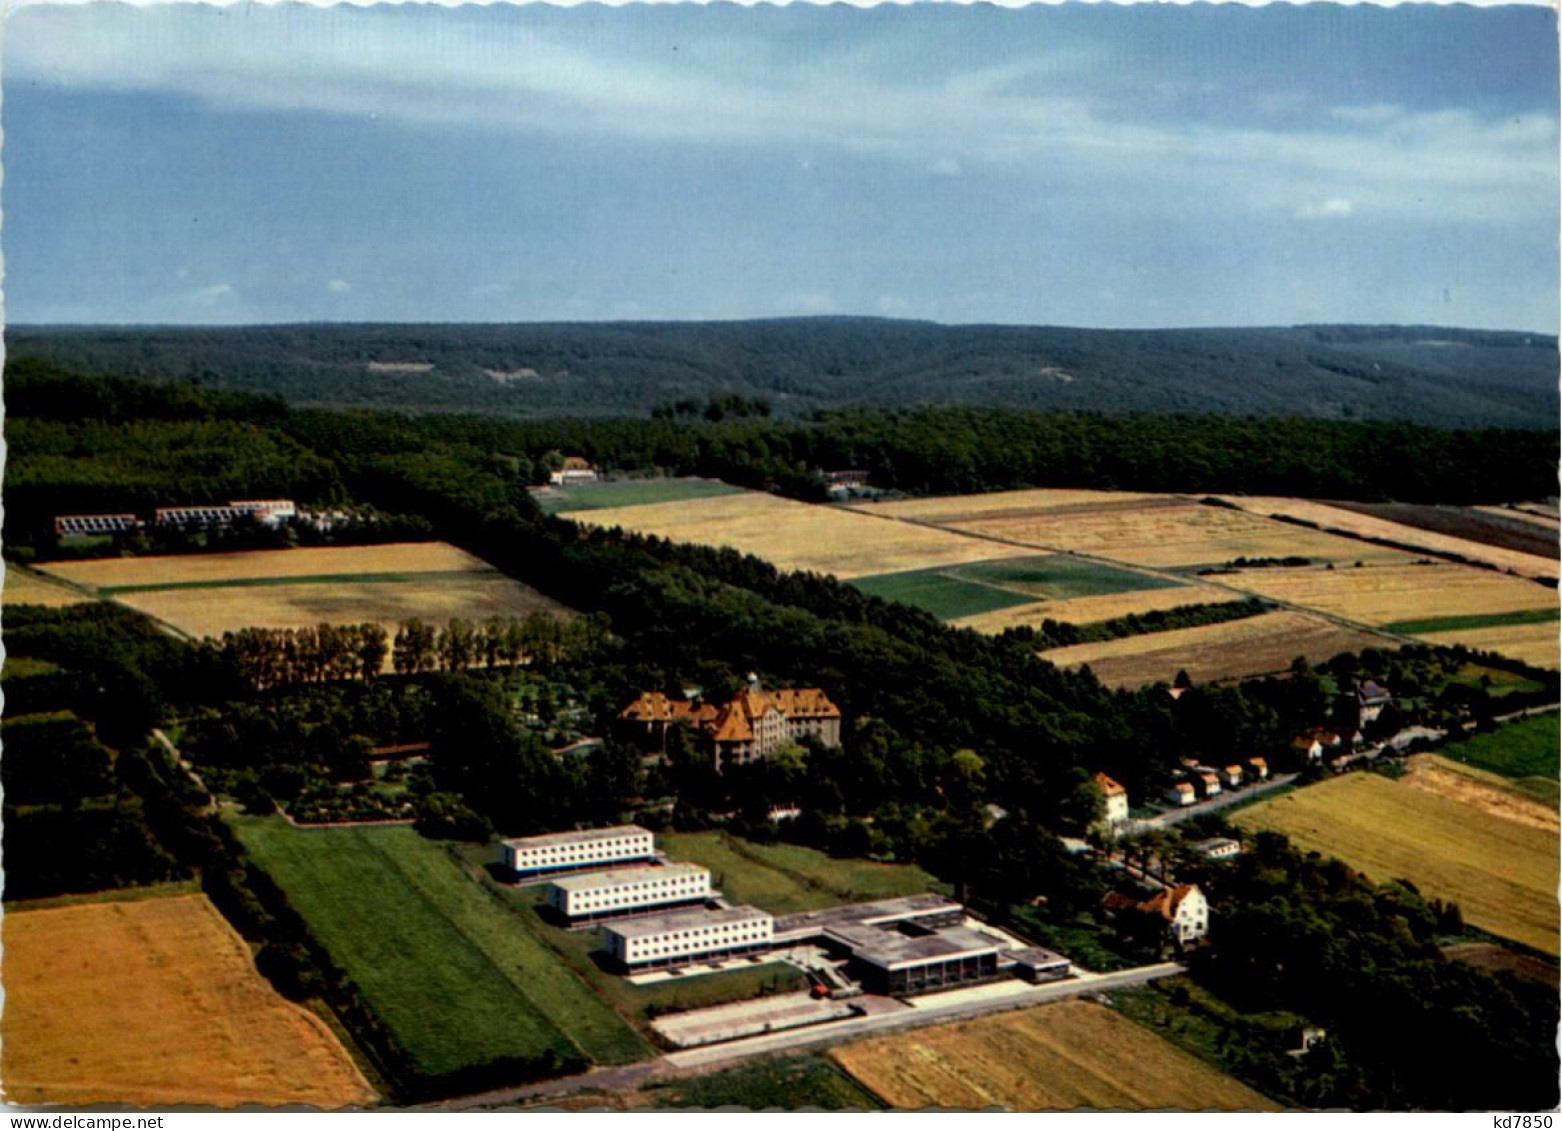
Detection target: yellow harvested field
<box><xmin>37</xmin><ymin>542</ymin><xmax>492</xmax><ymax>590</ymax></box>
<box><xmin>115</xmin><ymin>575</ymin><xmax>568</xmax><ymax>639</ymax></box>
<box><xmin>830</xmin><ymin>998</ymin><xmax>1276</xmax><ymax>1111</ymax></box>
<box><xmin>1039</xmin><ymin>610</ymin><xmax>1390</xmax><ymax>688</ymax></box>
<box><xmin>1419</xmin><ymin>621</ymin><xmax>1560</xmax><ymax>670</ymax></box>
<box><xmin>2</xmin><ymin>893</ymin><xmax>376</xmax><ymax>1108</ymax></box>
<box><xmin>3</xmin><ymin>564</ymin><xmax>91</xmax><ymax>607</ymax></box>
<box><xmin>903</xmin><ymin>499</ymin><xmax>1411</xmax><ymax>569</ymax></box>
<box><xmin>1220</xmin><ymin>562</ymin><xmax>1555</xmax><ymax>626</ymax></box>
<box><xmin>951</xmin><ymin>584</ymin><xmax>1246</xmax><ymax>634</ymax></box>
<box><xmin>1232</xmin><ymin>773</ymin><xmax>1559</xmax><ymax>955</ymax></box>
<box><xmin>1220</xmin><ymin>496</ymin><xmax>1558</xmax><ymax>581</ymax></box>
<box><xmin>1403</xmin><ymin>755</ymin><xmax>1558</xmax><ymax>835</ymax></box>
<box><xmin>856</xmin><ymin>487</ymin><xmax>1167</xmax><ymax>521</ymax></box>
<box><xmin>575</xmin><ymin>492</ymin><xmax>1019</xmax><ymax>579</ymax></box>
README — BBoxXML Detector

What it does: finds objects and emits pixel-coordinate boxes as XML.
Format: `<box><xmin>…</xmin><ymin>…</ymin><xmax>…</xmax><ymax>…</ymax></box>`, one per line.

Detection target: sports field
<box><xmin>1</xmin><ymin>892</ymin><xmax>375</xmax><ymax>1108</ymax></box>
<box><xmin>657</xmin><ymin>831</ymin><xmax>943</xmax><ymax>914</ymax></box>
<box><xmin>1039</xmin><ymin>610</ymin><xmax>1390</xmax><ymax>688</ymax></box>
<box><xmin>860</xmin><ymin>495</ymin><xmax>1411</xmax><ymax>569</ymax></box>
<box><xmin>538</xmin><ymin>477</ymin><xmax>744</xmax><ymax>514</ymax></box>
<box><xmin>830</xmin><ymin>998</ymin><xmax>1277</xmax><ymax>1110</ymax></box>
<box><xmin>1218</xmin><ymin>496</ymin><xmax>1558</xmax><ymax>581</ymax></box>
<box><xmin>35</xmin><ymin>543</ymin><xmax>570</xmax><ymax>639</ymax></box>
<box><xmin>3</xmin><ymin>563</ymin><xmax>91</xmax><ymax>607</ymax></box>
<box><xmin>1232</xmin><ymin>772</ymin><xmax>1559</xmax><ymax>955</ymax></box>
<box><xmin>952</xmin><ymin>584</ymin><xmax>1246</xmax><ymax>634</ymax></box>
<box><xmin>229</xmin><ymin>818</ymin><xmax>648</xmax><ymax>1076</ymax></box>
<box><xmin>573</xmin><ymin>492</ymin><xmax>1020</xmax><ymax>579</ymax></box>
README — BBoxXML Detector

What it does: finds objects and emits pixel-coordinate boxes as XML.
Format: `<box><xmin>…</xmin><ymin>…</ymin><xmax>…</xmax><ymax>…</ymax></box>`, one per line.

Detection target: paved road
<box><xmin>431</xmin><ymin>961</ymin><xmax>1185</xmax><ymax>1110</ymax></box>
<box><xmin>1121</xmin><ymin>773</ymin><xmax>1298</xmax><ymax>834</ymax></box>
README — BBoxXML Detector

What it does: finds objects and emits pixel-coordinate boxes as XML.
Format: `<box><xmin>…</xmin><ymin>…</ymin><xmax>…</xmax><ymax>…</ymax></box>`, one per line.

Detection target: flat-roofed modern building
<box><xmin>546</xmin><ymin>864</ymin><xmax>712</xmax><ymax>922</ymax></box>
<box><xmin>603</xmin><ymin>906</ymin><xmax>774</xmax><ymax>970</ymax></box>
<box><xmin>829</xmin><ymin>922</ymin><xmax>1003</xmax><ymax>996</ymax></box>
<box><xmin>498</xmin><ymin>824</ymin><xmax>655</xmax><ymax>877</ymax></box>
<box><xmin>155</xmin><ymin>505</ymin><xmax>244</xmax><ymax>528</ymax></box>
<box><xmin>54</xmin><ymin>513</ymin><xmax>142</xmax><ymax>538</ymax></box>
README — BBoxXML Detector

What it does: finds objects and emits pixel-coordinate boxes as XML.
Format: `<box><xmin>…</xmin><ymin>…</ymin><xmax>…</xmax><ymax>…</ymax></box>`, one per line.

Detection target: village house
<box><xmin>1193</xmin><ymin>769</ymin><xmax>1222</xmax><ymax>799</ymax></box>
<box><xmin>549</xmin><ymin>456</ymin><xmax>599</xmax><ymax>486</ymax></box>
<box><xmin>1164</xmin><ymin>780</ymin><xmax>1197</xmax><ymax>807</ymax></box>
<box><xmin>1247</xmin><ymin>756</ymin><xmax>1269</xmax><ymax>781</ymax></box>
<box><xmin>619</xmin><ymin>676</ymin><xmax>842</xmax><ymax>770</ymax></box>
<box><xmin>1188</xmin><ymin>837</ymin><xmax>1241</xmax><ymax>861</ymax></box>
<box><xmin>1354</xmin><ymin>680</ymin><xmax>1393</xmax><ymax>727</ymax></box>
<box><xmin>1144</xmin><ymin>883</ymin><xmax>1210</xmax><ymax>946</ymax></box>
<box><xmin>1093</xmin><ymin>772</ymin><xmax>1130</xmax><ymax>824</ymax></box>
<box><xmin>1220</xmin><ymin>764</ymin><xmax>1244</xmax><ymax>789</ymax></box>
<box><xmin>1293</xmin><ymin>727</ymin><xmax>1342</xmax><ymax>764</ymax></box>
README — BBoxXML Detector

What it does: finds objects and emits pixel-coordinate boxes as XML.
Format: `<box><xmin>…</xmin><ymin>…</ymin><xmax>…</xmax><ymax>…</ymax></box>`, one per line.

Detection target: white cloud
<box><xmin>326</xmin><ymin>278</ymin><xmax>352</xmax><ymax>293</ymax></box>
<box><xmin>1296</xmin><ymin>198</ymin><xmax>1355</xmax><ymax>220</ymax></box>
<box><xmin>191</xmin><ymin>282</ymin><xmax>235</xmax><ymax>303</ymax></box>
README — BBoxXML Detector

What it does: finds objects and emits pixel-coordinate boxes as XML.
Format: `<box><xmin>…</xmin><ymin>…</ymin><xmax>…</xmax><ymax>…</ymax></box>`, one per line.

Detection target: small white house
<box><xmin>1220</xmin><ymin>764</ymin><xmax>1243</xmax><ymax>789</ymax></box>
<box><xmin>1188</xmin><ymin>837</ymin><xmax>1241</xmax><ymax>861</ymax></box>
<box><xmin>1093</xmin><ymin>772</ymin><xmax>1130</xmax><ymax>824</ymax></box>
<box><xmin>1145</xmin><ymin>883</ymin><xmax>1209</xmax><ymax>945</ymax></box>
<box><xmin>1164</xmin><ymin>781</ymin><xmax>1197</xmax><ymax>807</ymax></box>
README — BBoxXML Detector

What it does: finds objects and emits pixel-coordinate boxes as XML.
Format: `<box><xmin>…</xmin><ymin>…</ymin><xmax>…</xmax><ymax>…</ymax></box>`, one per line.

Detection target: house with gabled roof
<box><xmin>1092</xmin><ymin>772</ymin><xmax>1130</xmax><ymax>824</ymax></box>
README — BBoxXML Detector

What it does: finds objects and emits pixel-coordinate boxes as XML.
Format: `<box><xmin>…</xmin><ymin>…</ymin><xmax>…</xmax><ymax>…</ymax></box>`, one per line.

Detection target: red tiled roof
<box><xmin>1093</xmin><ymin>772</ymin><xmax>1127</xmax><ymax>797</ymax></box>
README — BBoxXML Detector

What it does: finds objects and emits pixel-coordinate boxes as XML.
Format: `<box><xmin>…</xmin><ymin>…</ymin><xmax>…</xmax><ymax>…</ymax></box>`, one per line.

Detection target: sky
<box><xmin>3</xmin><ymin>2</ymin><xmax>1557</xmax><ymax>332</ymax></box>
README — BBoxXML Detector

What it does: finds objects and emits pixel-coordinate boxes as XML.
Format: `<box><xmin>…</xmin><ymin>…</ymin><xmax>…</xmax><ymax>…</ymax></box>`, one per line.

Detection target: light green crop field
<box><xmin>229</xmin><ymin>818</ymin><xmax>648</xmax><ymax>1075</ymax></box>
<box><xmin>541</xmin><ymin>478</ymin><xmax>744</xmax><ymax>514</ymax></box>
<box><xmin>1434</xmin><ymin>714</ymin><xmax>1560</xmax><ymax>802</ymax></box>
<box><xmin>850</xmin><ymin>554</ymin><xmax>1175</xmax><ymax>621</ymax></box>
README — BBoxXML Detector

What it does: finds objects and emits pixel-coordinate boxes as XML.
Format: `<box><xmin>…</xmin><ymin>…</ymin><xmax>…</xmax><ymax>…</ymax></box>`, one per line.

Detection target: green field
<box><xmin>646</xmin><ymin>1055</ymin><xmax>885</xmax><ymax>1110</ymax></box>
<box><xmin>1385</xmin><ymin>608</ymin><xmax>1559</xmax><ymax>635</ymax></box>
<box><xmin>849</xmin><ymin>555</ymin><xmax>1173</xmax><ymax>621</ymax></box>
<box><xmin>657</xmin><ymin>831</ymin><xmax>944</xmax><ymax>914</ymax></box>
<box><xmin>846</xmin><ymin>568</ymin><xmax>1037</xmax><ymax>620</ymax></box>
<box><xmin>1435</xmin><ymin>714</ymin><xmax>1560</xmax><ymax>801</ymax></box>
<box><xmin>0</xmin><ymin>656</ymin><xmax>63</xmax><ymax>679</ymax></box>
<box><xmin>229</xmin><ymin>818</ymin><xmax>648</xmax><ymax>1076</ymax></box>
<box><xmin>1444</xmin><ymin>663</ymin><xmax>1547</xmax><ymax>699</ymax></box>
<box><xmin>541</xmin><ymin>478</ymin><xmax>744</xmax><ymax>514</ymax></box>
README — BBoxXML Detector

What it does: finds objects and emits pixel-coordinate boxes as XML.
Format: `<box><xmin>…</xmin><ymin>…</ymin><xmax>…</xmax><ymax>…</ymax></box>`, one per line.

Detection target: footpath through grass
<box><xmin>230</xmin><ymin>818</ymin><xmax>648</xmax><ymax>1076</ymax></box>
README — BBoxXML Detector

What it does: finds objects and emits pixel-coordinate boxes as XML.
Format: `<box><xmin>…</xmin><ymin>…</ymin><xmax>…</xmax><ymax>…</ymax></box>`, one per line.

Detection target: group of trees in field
<box><xmin>209</xmin><ymin>613</ymin><xmax>608</xmax><ymax>688</ymax></box>
<box><xmin>999</xmin><ymin>597</ymin><xmax>1272</xmax><ymax>651</ymax></box>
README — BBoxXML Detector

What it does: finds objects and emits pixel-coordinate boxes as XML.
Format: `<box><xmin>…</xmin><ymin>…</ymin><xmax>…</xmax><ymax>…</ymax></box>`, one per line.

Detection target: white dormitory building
<box><xmin>545</xmin><ymin>864</ymin><xmax>712</xmax><ymax>922</ymax></box>
<box><xmin>603</xmin><ymin>906</ymin><xmax>775</xmax><ymax>970</ymax></box>
<box><xmin>497</xmin><ymin>824</ymin><xmax>656</xmax><ymax>877</ymax></box>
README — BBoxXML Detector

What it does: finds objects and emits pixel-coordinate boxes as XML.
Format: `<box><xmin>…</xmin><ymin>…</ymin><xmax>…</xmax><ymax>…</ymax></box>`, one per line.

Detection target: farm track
<box><xmin>834</xmin><ymin>503</ymin><xmax>1420</xmax><ymax>650</ymax></box>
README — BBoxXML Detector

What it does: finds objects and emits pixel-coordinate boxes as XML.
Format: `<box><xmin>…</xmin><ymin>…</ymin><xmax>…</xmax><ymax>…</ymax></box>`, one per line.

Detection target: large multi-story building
<box><xmin>545</xmin><ymin>864</ymin><xmax>712</xmax><ymax>922</ymax></box>
<box><xmin>497</xmin><ymin>824</ymin><xmax>656</xmax><ymax>877</ymax></box>
<box><xmin>619</xmin><ymin>677</ymin><xmax>842</xmax><ymax>770</ymax></box>
<box><xmin>603</xmin><ymin>905</ymin><xmax>774</xmax><ymax>970</ymax></box>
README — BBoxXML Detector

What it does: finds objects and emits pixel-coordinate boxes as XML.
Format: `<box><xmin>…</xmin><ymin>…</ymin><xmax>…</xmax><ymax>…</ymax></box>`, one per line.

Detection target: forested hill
<box><xmin>8</xmin><ymin>320</ymin><xmax>1556</xmax><ymax>429</ymax></box>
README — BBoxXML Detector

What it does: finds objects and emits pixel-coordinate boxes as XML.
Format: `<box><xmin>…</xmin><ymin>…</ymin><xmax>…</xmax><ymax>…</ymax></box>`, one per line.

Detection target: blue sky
<box><xmin>4</xmin><ymin>3</ymin><xmax>1557</xmax><ymax>331</ymax></box>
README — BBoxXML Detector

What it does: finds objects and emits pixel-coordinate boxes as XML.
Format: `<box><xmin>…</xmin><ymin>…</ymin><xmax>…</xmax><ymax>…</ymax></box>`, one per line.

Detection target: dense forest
<box><xmin>9</xmin><ymin>319</ymin><xmax>1557</xmax><ymax>428</ymax></box>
